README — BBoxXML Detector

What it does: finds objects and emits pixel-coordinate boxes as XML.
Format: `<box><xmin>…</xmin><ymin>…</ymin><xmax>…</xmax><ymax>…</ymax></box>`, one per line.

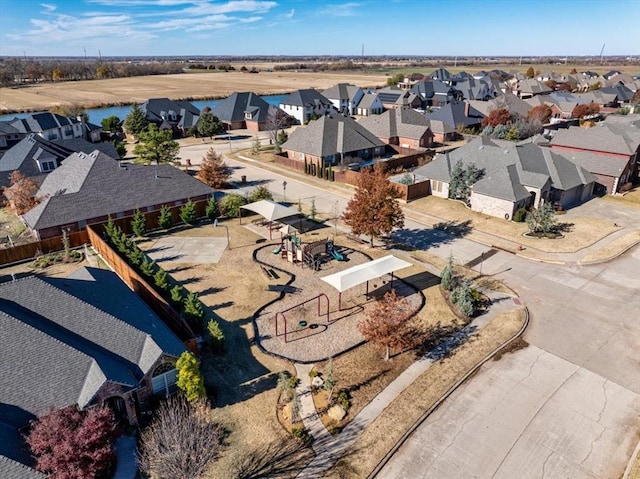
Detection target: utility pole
<box><xmin>599</xmin><ymin>43</ymin><xmax>606</xmax><ymax>65</ymax></box>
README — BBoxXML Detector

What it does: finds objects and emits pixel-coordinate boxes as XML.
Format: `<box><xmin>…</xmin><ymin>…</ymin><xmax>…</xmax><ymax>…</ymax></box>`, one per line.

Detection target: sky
<box><xmin>0</xmin><ymin>0</ymin><xmax>639</xmax><ymax>57</ymax></box>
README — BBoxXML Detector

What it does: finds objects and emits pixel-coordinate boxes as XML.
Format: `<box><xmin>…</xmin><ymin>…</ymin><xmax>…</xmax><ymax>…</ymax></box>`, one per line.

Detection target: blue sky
<box><xmin>1</xmin><ymin>0</ymin><xmax>638</xmax><ymax>57</ymax></box>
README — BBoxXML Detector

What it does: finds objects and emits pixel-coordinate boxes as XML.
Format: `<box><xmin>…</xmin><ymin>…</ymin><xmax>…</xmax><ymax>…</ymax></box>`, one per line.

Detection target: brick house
<box><xmin>359</xmin><ymin>108</ymin><xmax>433</xmax><ymax>149</ymax></box>
<box><xmin>211</xmin><ymin>92</ymin><xmax>289</xmax><ymax>131</ymax></box>
<box><xmin>22</xmin><ymin>150</ymin><xmax>213</xmax><ymax>240</ymax></box>
<box><xmin>0</xmin><ymin>267</ymin><xmax>186</xmax><ymax>476</ymax></box>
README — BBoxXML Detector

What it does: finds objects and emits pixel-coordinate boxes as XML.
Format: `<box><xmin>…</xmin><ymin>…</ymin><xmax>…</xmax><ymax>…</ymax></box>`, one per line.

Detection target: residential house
<box><xmin>281</xmin><ymin>113</ymin><xmax>386</xmax><ymax>167</ymax></box>
<box><xmin>140</xmin><ymin>98</ymin><xmax>200</xmax><ymax>136</ymax></box>
<box><xmin>427</xmin><ymin>68</ymin><xmax>466</xmax><ymax>86</ymax></box>
<box><xmin>0</xmin><ymin>267</ymin><xmax>186</xmax><ymax>476</ymax></box>
<box><xmin>413</xmin><ymin>137</ymin><xmax>594</xmax><ymax>219</ymax></box>
<box><xmin>469</xmin><ymin>92</ymin><xmax>532</xmax><ymax>119</ymax></box>
<box><xmin>322</xmin><ymin>83</ymin><xmax>364</xmax><ymax>116</ymax></box>
<box><xmin>550</xmin><ymin>123</ymin><xmax>640</xmax><ymax>192</ymax></box>
<box><xmin>9</xmin><ymin>113</ymin><xmax>86</xmax><ymax>142</ymax></box>
<box><xmin>410</xmin><ymin>80</ymin><xmax>464</xmax><ymax>107</ymax></box>
<box><xmin>211</xmin><ymin>91</ymin><xmax>288</xmax><ymax>131</ymax></box>
<box><xmin>359</xmin><ymin>108</ymin><xmax>433</xmax><ymax>149</ymax></box>
<box><xmin>22</xmin><ymin>150</ymin><xmax>214</xmax><ymax>240</ymax></box>
<box><xmin>0</xmin><ymin>121</ymin><xmax>25</xmax><ymax>149</ymax></box>
<box><xmin>354</xmin><ymin>92</ymin><xmax>384</xmax><ymax>116</ymax></box>
<box><xmin>454</xmin><ymin>77</ymin><xmax>497</xmax><ymax>101</ymax></box>
<box><xmin>513</xmin><ymin>78</ymin><xmax>553</xmax><ymax>99</ymax></box>
<box><xmin>397</xmin><ymin>73</ymin><xmax>426</xmax><ymax>89</ymax></box>
<box><xmin>280</xmin><ymin>89</ymin><xmax>334</xmax><ymax>125</ymax></box>
<box><xmin>425</xmin><ymin>100</ymin><xmax>485</xmax><ymax>142</ymax></box>
<box><xmin>375</xmin><ymin>86</ymin><xmax>406</xmax><ymax>109</ymax></box>
<box><xmin>394</xmin><ymin>91</ymin><xmax>425</xmax><ymax>110</ymax></box>
<box><xmin>0</xmin><ymin>134</ymin><xmax>118</xmax><ymax>191</ymax></box>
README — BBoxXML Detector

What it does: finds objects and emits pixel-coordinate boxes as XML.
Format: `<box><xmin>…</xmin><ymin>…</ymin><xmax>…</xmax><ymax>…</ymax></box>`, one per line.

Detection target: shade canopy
<box><xmin>279</xmin><ymin>224</ymin><xmax>299</xmax><ymax>235</ymax></box>
<box><xmin>241</xmin><ymin>200</ymin><xmax>300</xmax><ymax>222</ymax></box>
<box><xmin>320</xmin><ymin>255</ymin><xmax>412</xmax><ymax>293</ymax></box>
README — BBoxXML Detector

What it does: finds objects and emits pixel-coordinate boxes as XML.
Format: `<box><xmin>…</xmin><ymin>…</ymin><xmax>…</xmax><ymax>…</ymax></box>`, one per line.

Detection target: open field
<box><xmin>0</xmin><ymin>70</ymin><xmax>389</xmax><ymax>113</ymax></box>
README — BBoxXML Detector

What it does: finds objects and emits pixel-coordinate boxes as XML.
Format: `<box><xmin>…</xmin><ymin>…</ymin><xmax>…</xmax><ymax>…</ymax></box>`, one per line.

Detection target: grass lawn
<box><xmin>409</xmin><ymin>196</ymin><xmax>618</xmax><ymax>253</ymax></box>
<box><xmin>580</xmin><ymin>230</ymin><xmax>640</xmax><ymax>264</ymax></box>
<box><xmin>324</xmin><ymin>307</ymin><xmax>528</xmax><ymax>479</ymax></box>
<box><xmin>0</xmin><ymin>207</ymin><xmax>28</xmax><ymax>245</ymax></box>
<box><xmin>603</xmin><ymin>187</ymin><xmax>640</xmax><ymax>209</ymax></box>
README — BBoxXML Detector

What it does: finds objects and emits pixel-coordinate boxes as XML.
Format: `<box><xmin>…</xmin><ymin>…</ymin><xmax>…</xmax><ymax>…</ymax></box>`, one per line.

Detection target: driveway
<box><xmin>379</xmin><ymin>248</ymin><xmax>640</xmax><ymax>479</ymax></box>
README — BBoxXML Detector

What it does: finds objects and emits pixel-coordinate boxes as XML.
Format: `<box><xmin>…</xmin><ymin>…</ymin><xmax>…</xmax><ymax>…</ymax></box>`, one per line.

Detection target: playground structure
<box><xmin>274</xmin><ymin>293</ymin><xmax>330</xmax><ymax>343</ymax></box>
<box><xmin>273</xmin><ymin>236</ymin><xmax>346</xmax><ymax>270</ymax></box>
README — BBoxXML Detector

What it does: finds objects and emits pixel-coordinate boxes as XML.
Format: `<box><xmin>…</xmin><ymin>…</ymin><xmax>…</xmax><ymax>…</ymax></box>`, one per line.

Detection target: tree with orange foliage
<box><xmin>482</xmin><ymin>108</ymin><xmax>512</xmax><ymax>127</ymax></box>
<box><xmin>572</xmin><ymin>102</ymin><xmax>599</xmax><ymax>119</ymax></box>
<box><xmin>5</xmin><ymin>171</ymin><xmax>42</xmax><ymax>214</ymax></box>
<box><xmin>528</xmin><ymin>104</ymin><xmax>553</xmax><ymax>124</ymax></box>
<box><xmin>342</xmin><ymin>164</ymin><xmax>404</xmax><ymax>246</ymax></box>
<box><xmin>525</xmin><ymin>67</ymin><xmax>535</xmax><ymax>78</ymax></box>
<box><xmin>357</xmin><ymin>289</ymin><xmax>415</xmax><ymax>360</ymax></box>
<box><xmin>196</xmin><ymin>148</ymin><xmax>231</xmax><ymax>188</ymax></box>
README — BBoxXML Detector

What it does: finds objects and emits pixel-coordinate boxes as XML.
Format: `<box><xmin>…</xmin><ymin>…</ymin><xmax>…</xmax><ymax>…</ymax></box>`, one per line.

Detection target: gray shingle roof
<box><xmin>322</xmin><ymin>83</ymin><xmax>362</xmax><ymax>101</ymax></box>
<box><xmin>470</xmin><ymin>93</ymin><xmax>532</xmax><ymax>118</ymax></box>
<box><xmin>22</xmin><ymin>150</ymin><xmax>213</xmax><ymax>231</ymax></box>
<box><xmin>0</xmin><ymin>121</ymin><xmax>21</xmax><ymax>135</ymax></box>
<box><xmin>282</xmin><ymin>113</ymin><xmax>384</xmax><ymax>158</ymax></box>
<box><xmin>358</xmin><ymin>108</ymin><xmax>430</xmax><ymax>141</ymax></box>
<box><xmin>211</xmin><ymin>92</ymin><xmax>276</xmax><ymax>124</ymax></box>
<box><xmin>140</xmin><ymin>98</ymin><xmax>200</xmax><ymax>129</ymax></box>
<box><xmin>355</xmin><ymin>92</ymin><xmax>380</xmax><ymax>110</ymax></box>
<box><xmin>0</xmin><ymin>421</ymin><xmax>45</xmax><ymax>478</ymax></box>
<box><xmin>0</xmin><ymin>267</ymin><xmax>185</xmax><ymax>429</ymax></box>
<box><xmin>550</xmin><ymin>124</ymin><xmax>640</xmax><ymax>156</ymax></box>
<box><xmin>553</xmin><ymin>150</ymin><xmax>629</xmax><ymax>177</ymax></box>
<box><xmin>9</xmin><ymin>113</ymin><xmax>79</xmax><ymax>134</ymax></box>
<box><xmin>413</xmin><ymin>136</ymin><xmax>594</xmax><ymax>201</ymax></box>
<box><xmin>281</xmin><ymin>89</ymin><xmax>332</xmax><ymax>108</ymax></box>
<box><xmin>426</xmin><ymin>100</ymin><xmax>485</xmax><ymax>129</ymax></box>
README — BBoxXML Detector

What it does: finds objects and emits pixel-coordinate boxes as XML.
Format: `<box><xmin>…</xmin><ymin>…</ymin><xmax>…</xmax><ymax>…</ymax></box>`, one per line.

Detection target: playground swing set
<box><xmin>274</xmin><ymin>293</ymin><xmax>330</xmax><ymax>343</ymax></box>
<box><xmin>273</xmin><ymin>235</ymin><xmax>345</xmax><ymax>270</ymax></box>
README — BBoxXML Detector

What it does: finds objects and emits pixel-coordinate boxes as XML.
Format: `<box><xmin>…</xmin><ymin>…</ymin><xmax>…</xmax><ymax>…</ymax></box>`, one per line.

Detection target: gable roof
<box><xmin>9</xmin><ymin>113</ymin><xmax>80</xmax><ymax>134</ymax></box>
<box><xmin>322</xmin><ymin>83</ymin><xmax>362</xmax><ymax>101</ymax></box>
<box><xmin>0</xmin><ymin>121</ymin><xmax>21</xmax><ymax>136</ymax></box>
<box><xmin>211</xmin><ymin>92</ymin><xmax>274</xmax><ymax>123</ymax></box>
<box><xmin>358</xmin><ymin>108</ymin><xmax>430</xmax><ymax>141</ymax></box>
<box><xmin>22</xmin><ymin>150</ymin><xmax>213</xmax><ymax>231</ymax></box>
<box><xmin>550</xmin><ymin>124</ymin><xmax>640</xmax><ymax>156</ymax></box>
<box><xmin>0</xmin><ymin>267</ymin><xmax>185</xmax><ymax>430</ymax></box>
<box><xmin>426</xmin><ymin>100</ymin><xmax>485</xmax><ymax>129</ymax></box>
<box><xmin>140</xmin><ymin>98</ymin><xmax>200</xmax><ymax>129</ymax></box>
<box><xmin>375</xmin><ymin>86</ymin><xmax>405</xmax><ymax>104</ymax></box>
<box><xmin>517</xmin><ymin>78</ymin><xmax>552</xmax><ymax>95</ymax></box>
<box><xmin>469</xmin><ymin>92</ymin><xmax>532</xmax><ymax>118</ymax></box>
<box><xmin>414</xmin><ymin>137</ymin><xmax>594</xmax><ymax>201</ymax></box>
<box><xmin>281</xmin><ymin>89</ymin><xmax>332</xmax><ymax>108</ymax></box>
<box><xmin>355</xmin><ymin>92</ymin><xmax>381</xmax><ymax>110</ymax></box>
<box><xmin>282</xmin><ymin>113</ymin><xmax>384</xmax><ymax>157</ymax></box>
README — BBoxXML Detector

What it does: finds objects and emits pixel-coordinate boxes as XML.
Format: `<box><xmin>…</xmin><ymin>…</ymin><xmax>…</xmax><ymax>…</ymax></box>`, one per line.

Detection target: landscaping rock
<box><xmin>312</xmin><ymin>376</ymin><xmax>324</xmax><ymax>389</ymax></box>
<box><xmin>282</xmin><ymin>402</ymin><xmax>293</xmax><ymax>422</ymax></box>
<box><xmin>327</xmin><ymin>404</ymin><xmax>346</xmax><ymax>422</ymax></box>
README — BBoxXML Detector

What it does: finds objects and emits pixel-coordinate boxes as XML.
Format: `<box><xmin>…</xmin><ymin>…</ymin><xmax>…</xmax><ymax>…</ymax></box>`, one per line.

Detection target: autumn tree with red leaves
<box><xmin>357</xmin><ymin>289</ymin><xmax>415</xmax><ymax>361</ymax></box>
<box><xmin>527</xmin><ymin>104</ymin><xmax>553</xmax><ymax>124</ymax></box>
<box><xmin>342</xmin><ymin>164</ymin><xmax>404</xmax><ymax>246</ymax></box>
<box><xmin>572</xmin><ymin>102</ymin><xmax>600</xmax><ymax>119</ymax></box>
<box><xmin>481</xmin><ymin>108</ymin><xmax>512</xmax><ymax>127</ymax></box>
<box><xmin>26</xmin><ymin>405</ymin><xmax>118</xmax><ymax>479</ymax></box>
<box><xmin>196</xmin><ymin>148</ymin><xmax>231</xmax><ymax>188</ymax></box>
<box><xmin>5</xmin><ymin>171</ymin><xmax>42</xmax><ymax>214</ymax></box>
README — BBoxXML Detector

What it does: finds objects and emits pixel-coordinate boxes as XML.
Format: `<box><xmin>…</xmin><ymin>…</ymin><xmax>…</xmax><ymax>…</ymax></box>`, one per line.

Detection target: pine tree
<box><xmin>140</xmin><ymin>258</ymin><xmax>156</xmax><ymax>276</ymax></box>
<box><xmin>127</xmin><ymin>245</ymin><xmax>145</xmax><ymax>266</ymax></box>
<box><xmin>154</xmin><ymin>268</ymin><xmax>170</xmax><ymax>291</ymax></box>
<box><xmin>170</xmin><ymin>285</ymin><xmax>184</xmax><ymax>307</ymax></box>
<box><xmin>131</xmin><ymin>208</ymin><xmax>147</xmax><ymax>237</ymax></box>
<box><xmin>104</xmin><ymin>215</ymin><xmax>116</xmax><ymax>241</ymax></box>
<box><xmin>158</xmin><ymin>205</ymin><xmax>173</xmax><ymax>230</ymax></box>
<box><xmin>175</xmin><ymin>351</ymin><xmax>206</xmax><ymax>402</ymax></box>
<box><xmin>440</xmin><ymin>254</ymin><xmax>456</xmax><ymax>291</ymax></box>
<box><xmin>206</xmin><ymin>319</ymin><xmax>225</xmax><ymax>354</ymax></box>
<box><xmin>179</xmin><ymin>200</ymin><xmax>197</xmax><ymax>225</ymax></box>
<box><xmin>184</xmin><ymin>292</ymin><xmax>205</xmax><ymax>320</ymax></box>
<box><xmin>133</xmin><ymin>124</ymin><xmax>180</xmax><ymax>165</ymax></box>
<box><xmin>123</xmin><ymin>103</ymin><xmax>149</xmax><ymax>137</ymax></box>
<box><xmin>205</xmin><ymin>196</ymin><xmax>218</xmax><ymax>221</ymax></box>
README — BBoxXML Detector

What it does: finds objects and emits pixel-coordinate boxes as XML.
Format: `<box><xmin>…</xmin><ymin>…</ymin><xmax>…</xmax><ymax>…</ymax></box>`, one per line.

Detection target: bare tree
<box><xmin>265</xmin><ymin>107</ymin><xmax>290</xmax><ymax>152</ymax></box>
<box><xmin>137</xmin><ymin>396</ymin><xmax>222</xmax><ymax>479</ymax></box>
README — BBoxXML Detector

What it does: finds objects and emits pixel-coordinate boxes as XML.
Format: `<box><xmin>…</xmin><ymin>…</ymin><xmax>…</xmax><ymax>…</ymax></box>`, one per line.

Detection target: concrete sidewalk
<box><xmin>294</xmin><ymin>291</ymin><xmax>522</xmax><ymax>478</ymax></box>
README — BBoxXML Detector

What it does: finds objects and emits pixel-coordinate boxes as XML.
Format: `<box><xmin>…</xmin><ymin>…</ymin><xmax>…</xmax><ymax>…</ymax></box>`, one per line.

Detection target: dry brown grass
<box><xmin>0</xmin><ymin>70</ymin><xmax>389</xmax><ymax>113</ymax></box>
<box><xmin>324</xmin><ymin>307</ymin><xmax>527</xmax><ymax>479</ymax></box>
<box><xmin>603</xmin><ymin>189</ymin><xmax>640</xmax><ymax>209</ymax></box>
<box><xmin>579</xmin><ymin>231</ymin><xmax>640</xmax><ymax>264</ymax></box>
<box><xmin>409</xmin><ymin>196</ymin><xmax>618</xmax><ymax>253</ymax></box>
<box><xmin>628</xmin><ymin>447</ymin><xmax>640</xmax><ymax>479</ymax></box>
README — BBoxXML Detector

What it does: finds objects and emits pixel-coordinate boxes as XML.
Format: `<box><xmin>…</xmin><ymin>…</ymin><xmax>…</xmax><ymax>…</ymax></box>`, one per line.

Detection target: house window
<box><xmin>152</xmin><ymin>363</ymin><xmax>178</xmax><ymax>397</ymax></box>
<box><xmin>299</xmin><ymin>152</ymin><xmax>305</xmax><ymax>160</ymax></box>
<box><xmin>433</xmin><ymin>180</ymin><xmax>443</xmax><ymax>193</ymax></box>
<box><xmin>40</xmin><ymin>160</ymin><xmax>56</xmax><ymax>172</ymax></box>
<box><xmin>64</xmin><ymin>127</ymin><xmax>73</xmax><ymax>136</ymax></box>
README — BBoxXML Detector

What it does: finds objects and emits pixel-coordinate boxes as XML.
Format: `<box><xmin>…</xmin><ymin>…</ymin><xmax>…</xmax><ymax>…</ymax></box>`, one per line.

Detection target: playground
<box><xmin>252</xmin><ymin>237</ymin><xmax>423</xmax><ymax>363</ymax></box>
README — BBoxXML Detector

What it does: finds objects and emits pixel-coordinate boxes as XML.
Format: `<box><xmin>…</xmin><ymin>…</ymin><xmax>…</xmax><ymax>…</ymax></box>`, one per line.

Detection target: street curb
<box><xmin>366</xmin><ymin>306</ymin><xmax>530</xmax><ymax>479</ymax></box>
<box><xmin>623</xmin><ymin>437</ymin><xmax>640</xmax><ymax>479</ymax></box>
<box><xmin>578</xmin><ymin>237</ymin><xmax>640</xmax><ymax>266</ymax></box>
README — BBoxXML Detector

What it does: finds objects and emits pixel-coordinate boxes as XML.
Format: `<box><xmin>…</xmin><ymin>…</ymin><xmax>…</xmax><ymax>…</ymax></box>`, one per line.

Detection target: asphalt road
<box><xmin>179</xmin><ymin>140</ymin><xmax>640</xmax><ymax>479</ymax></box>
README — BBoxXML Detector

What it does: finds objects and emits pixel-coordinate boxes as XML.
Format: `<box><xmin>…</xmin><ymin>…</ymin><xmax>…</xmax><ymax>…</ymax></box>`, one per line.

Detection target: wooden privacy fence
<box><xmin>0</xmin><ymin>230</ymin><xmax>89</xmax><ymax>265</ymax></box>
<box><xmin>87</xmin><ymin>225</ymin><xmax>198</xmax><ymax>346</ymax></box>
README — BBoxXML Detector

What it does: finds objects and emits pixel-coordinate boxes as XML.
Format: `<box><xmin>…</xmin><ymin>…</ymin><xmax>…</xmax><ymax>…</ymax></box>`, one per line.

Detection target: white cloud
<box><xmin>319</xmin><ymin>2</ymin><xmax>361</xmax><ymax>17</ymax></box>
<box><xmin>40</xmin><ymin>3</ymin><xmax>57</xmax><ymax>12</ymax></box>
<box><xmin>284</xmin><ymin>8</ymin><xmax>294</xmax><ymax>19</ymax></box>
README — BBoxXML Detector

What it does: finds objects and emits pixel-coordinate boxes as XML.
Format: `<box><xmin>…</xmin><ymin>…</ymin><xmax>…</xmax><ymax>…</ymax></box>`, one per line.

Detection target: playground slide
<box><xmin>329</xmin><ymin>247</ymin><xmax>345</xmax><ymax>261</ymax></box>
<box><xmin>272</xmin><ymin>245</ymin><xmax>282</xmax><ymax>254</ymax></box>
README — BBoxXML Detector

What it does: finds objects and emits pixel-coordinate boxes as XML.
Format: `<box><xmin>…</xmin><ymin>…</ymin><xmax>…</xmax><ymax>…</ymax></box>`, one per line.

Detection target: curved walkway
<box><xmin>293</xmin><ymin>290</ymin><xmax>523</xmax><ymax>478</ymax></box>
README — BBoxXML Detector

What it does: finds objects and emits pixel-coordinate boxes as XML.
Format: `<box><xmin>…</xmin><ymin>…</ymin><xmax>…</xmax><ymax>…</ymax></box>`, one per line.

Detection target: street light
<box><xmin>282</xmin><ymin>180</ymin><xmax>287</xmax><ymax>202</ymax></box>
<box><xmin>213</xmin><ymin>219</ymin><xmax>230</xmax><ymax>250</ymax></box>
